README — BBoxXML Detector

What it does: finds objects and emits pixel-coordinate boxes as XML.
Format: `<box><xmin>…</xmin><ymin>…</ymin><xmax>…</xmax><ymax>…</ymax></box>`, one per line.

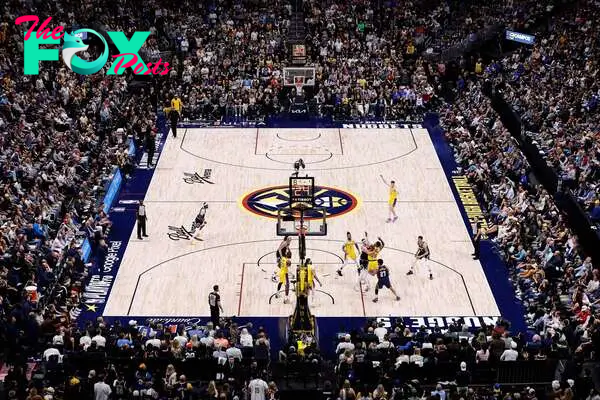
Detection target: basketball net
<box><xmin>294</xmin><ymin>76</ymin><xmax>304</xmax><ymax>96</ymax></box>
<box><xmin>296</xmin><ymin>223</ymin><xmax>308</xmax><ymax>237</ymax></box>
<box><xmin>291</xmin><ymin>209</ymin><xmax>308</xmax><ymax>236</ymax></box>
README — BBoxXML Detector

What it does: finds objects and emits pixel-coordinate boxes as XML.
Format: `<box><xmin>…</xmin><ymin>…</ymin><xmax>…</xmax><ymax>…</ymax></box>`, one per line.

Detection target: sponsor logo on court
<box><xmin>183</xmin><ymin>169</ymin><xmax>214</xmax><ymax>184</ymax></box>
<box><xmin>167</xmin><ymin>225</ymin><xmax>196</xmax><ymax>241</ymax></box>
<box><xmin>451</xmin><ymin>175</ymin><xmax>489</xmax><ymax>233</ymax></box>
<box><xmin>377</xmin><ymin>316</ymin><xmax>500</xmax><ymax>331</ymax></box>
<box><xmin>82</xmin><ymin>241</ymin><xmax>122</xmax><ymax>305</ymax></box>
<box><xmin>139</xmin><ymin>130</ymin><xmax>163</xmax><ymax>169</ymax></box>
<box><xmin>241</xmin><ymin>185</ymin><xmax>358</xmax><ymax>219</ymax></box>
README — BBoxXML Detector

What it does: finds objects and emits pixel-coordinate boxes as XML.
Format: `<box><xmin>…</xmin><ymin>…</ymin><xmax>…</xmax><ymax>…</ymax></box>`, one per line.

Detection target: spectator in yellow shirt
<box><xmin>169</xmin><ymin>96</ymin><xmax>183</xmax><ymax>138</ymax></box>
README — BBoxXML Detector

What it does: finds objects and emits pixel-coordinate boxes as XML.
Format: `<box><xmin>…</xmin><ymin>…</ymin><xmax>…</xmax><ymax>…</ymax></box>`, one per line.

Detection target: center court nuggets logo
<box><xmin>241</xmin><ymin>185</ymin><xmax>359</xmax><ymax>219</ymax></box>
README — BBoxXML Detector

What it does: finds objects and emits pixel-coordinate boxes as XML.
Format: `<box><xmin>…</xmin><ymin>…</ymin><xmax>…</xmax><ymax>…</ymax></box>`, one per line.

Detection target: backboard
<box><xmin>283</xmin><ymin>67</ymin><xmax>316</xmax><ymax>87</ymax></box>
<box><xmin>276</xmin><ymin>207</ymin><xmax>327</xmax><ymax>236</ymax></box>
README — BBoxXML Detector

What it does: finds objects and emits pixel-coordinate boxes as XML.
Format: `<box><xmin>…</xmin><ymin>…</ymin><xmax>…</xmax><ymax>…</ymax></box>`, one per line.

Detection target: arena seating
<box><xmin>1</xmin><ymin>0</ymin><xmax>599</xmax><ymax>399</ymax></box>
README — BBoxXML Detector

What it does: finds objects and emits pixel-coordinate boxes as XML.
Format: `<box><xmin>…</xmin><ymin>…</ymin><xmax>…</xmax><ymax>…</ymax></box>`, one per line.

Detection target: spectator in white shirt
<box><xmin>335</xmin><ymin>334</ymin><xmax>355</xmax><ymax>354</ymax></box>
<box><xmin>174</xmin><ymin>331</ymin><xmax>188</xmax><ymax>348</ymax></box>
<box><xmin>226</xmin><ymin>346</ymin><xmax>243</xmax><ymax>361</ymax></box>
<box><xmin>395</xmin><ymin>350</ymin><xmax>410</xmax><ymax>367</ymax></box>
<box><xmin>80</xmin><ymin>333</ymin><xmax>92</xmax><ymax>351</ymax></box>
<box><xmin>374</xmin><ymin>323</ymin><xmax>388</xmax><ymax>343</ymax></box>
<box><xmin>200</xmin><ymin>331</ymin><xmax>215</xmax><ymax>348</ymax></box>
<box><xmin>410</xmin><ymin>348</ymin><xmax>424</xmax><ymax>367</ymax></box>
<box><xmin>500</xmin><ymin>342</ymin><xmax>519</xmax><ymax>361</ymax></box>
<box><xmin>92</xmin><ymin>332</ymin><xmax>106</xmax><ymax>348</ymax></box>
<box><xmin>52</xmin><ymin>328</ymin><xmax>65</xmax><ymax>347</ymax></box>
<box><xmin>42</xmin><ymin>347</ymin><xmax>63</xmax><ymax>363</ymax></box>
<box><xmin>145</xmin><ymin>331</ymin><xmax>161</xmax><ymax>349</ymax></box>
<box><xmin>93</xmin><ymin>376</ymin><xmax>112</xmax><ymax>400</ymax></box>
<box><xmin>240</xmin><ymin>328</ymin><xmax>253</xmax><ymax>347</ymax></box>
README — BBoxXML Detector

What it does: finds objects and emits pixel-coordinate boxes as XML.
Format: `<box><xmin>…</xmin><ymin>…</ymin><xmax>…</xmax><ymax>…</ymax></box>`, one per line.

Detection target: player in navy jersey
<box><xmin>373</xmin><ymin>259</ymin><xmax>400</xmax><ymax>302</ymax></box>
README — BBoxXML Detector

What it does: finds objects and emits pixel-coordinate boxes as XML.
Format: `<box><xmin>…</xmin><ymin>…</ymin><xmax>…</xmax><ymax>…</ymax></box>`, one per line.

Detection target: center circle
<box><xmin>241</xmin><ymin>185</ymin><xmax>359</xmax><ymax>219</ymax></box>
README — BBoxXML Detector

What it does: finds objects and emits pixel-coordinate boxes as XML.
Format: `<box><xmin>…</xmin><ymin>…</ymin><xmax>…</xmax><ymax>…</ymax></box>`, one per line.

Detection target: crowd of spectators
<box><xmin>330</xmin><ymin>319</ymin><xmax>599</xmax><ymax>400</ymax></box>
<box><xmin>0</xmin><ymin>0</ymin><xmax>172</xmax><ymax>398</ymax></box>
<box><xmin>161</xmin><ymin>0</ymin><xmax>444</xmax><ymax>122</ymax></box>
<box><xmin>479</xmin><ymin>0</ymin><xmax>600</xmax><ymax>228</ymax></box>
<box><xmin>3</xmin><ymin>317</ymin><xmax>275</xmax><ymax>400</ymax></box>
<box><xmin>443</xmin><ymin>74</ymin><xmax>600</xmax><ymax>355</ymax></box>
<box><xmin>432</xmin><ymin>58</ymin><xmax>599</xmax><ymax>400</ymax></box>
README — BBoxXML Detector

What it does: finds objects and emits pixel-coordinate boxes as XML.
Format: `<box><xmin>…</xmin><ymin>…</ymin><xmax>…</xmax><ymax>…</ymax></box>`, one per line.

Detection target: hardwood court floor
<box><xmin>102</xmin><ymin>128</ymin><xmax>500</xmax><ymax>318</ymax></box>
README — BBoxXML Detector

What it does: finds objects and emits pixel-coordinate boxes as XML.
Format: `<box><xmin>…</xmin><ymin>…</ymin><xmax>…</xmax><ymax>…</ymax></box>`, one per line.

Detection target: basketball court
<box><xmin>101</xmin><ymin>125</ymin><xmax>500</xmax><ymax>319</ymax></box>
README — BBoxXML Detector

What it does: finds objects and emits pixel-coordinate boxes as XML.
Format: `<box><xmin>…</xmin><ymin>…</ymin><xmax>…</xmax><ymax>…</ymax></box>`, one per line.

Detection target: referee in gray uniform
<box><xmin>136</xmin><ymin>200</ymin><xmax>148</xmax><ymax>240</ymax></box>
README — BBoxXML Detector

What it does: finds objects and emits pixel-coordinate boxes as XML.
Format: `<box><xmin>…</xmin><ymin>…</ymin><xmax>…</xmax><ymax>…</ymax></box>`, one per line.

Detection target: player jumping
<box><xmin>273</xmin><ymin>236</ymin><xmax>292</xmax><ymax>282</ymax></box>
<box><xmin>373</xmin><ymin>259</ymin><xmax>400</xmax><ymax>302</ymax></box>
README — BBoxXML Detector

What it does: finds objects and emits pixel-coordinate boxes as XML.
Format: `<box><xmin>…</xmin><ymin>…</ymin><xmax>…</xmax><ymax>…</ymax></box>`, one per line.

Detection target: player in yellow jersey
<box><xmin>276</xmin><ymin>258</ymin><xmax>292</xmax><ymax>304</ymax></box>
<box><xmin>272</xmin><ymin>237</ymin><xmax>292</xmax><ymax>282</ymax></box>
<box><xmin>380</xmin><ymin>175</ymin><xmax>398</xmax><ymax>223</ymax></box>
<box><xmin>367</xmin><ymin>237</ymin><xmax>385</xmax><ymax>275</ymax></box>
<box><xmin>337</xmin><ymin>232</ymin><xmax>360</xmax><ymax>276</ymax></box>
<box><xmin>305</xmin><ymin>258</ymin><xmax>322</xmax><ymax>304</ymax></box>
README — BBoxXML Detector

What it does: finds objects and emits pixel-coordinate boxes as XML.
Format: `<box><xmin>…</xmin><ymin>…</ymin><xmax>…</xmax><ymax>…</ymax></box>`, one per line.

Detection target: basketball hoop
<box><xmin>296</xmin><ymin>223</ymin><xmax>308</xmax><ymax>237</ymax></box>
<box><xmin>294</xmin><ymin>76</ymin><xmax>304</xmax><ymax>95</ymax></box>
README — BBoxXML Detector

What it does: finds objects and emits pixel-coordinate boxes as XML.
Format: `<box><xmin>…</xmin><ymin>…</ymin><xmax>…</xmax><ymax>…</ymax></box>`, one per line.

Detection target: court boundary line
<box><xmin>276</xmin><ymin>132</ymin><xmax>322</xmax><ymax>142</ymax></box>
<box><xmin>267</xmin><ymin>289</ymin><xmax>335</xmax><ymax>305</ymax></box>
<box><xmin>238</xmin><ymin>263</ymin><xmax>246</xmax><ymax>316</ymax></box>
<box><xmin>265</xmin><ymin>152</ymin><xmax>333</xmax><ymax>164</ymax></box>
<box><xmin>180</xmin><ymin>128</ymin><xmax>418</xmax><ymax>171</ymax></box>
<box><xmin>125</xmin><ymin>239</ymin><xmax>475</xmax><ymax>316</ymax></box>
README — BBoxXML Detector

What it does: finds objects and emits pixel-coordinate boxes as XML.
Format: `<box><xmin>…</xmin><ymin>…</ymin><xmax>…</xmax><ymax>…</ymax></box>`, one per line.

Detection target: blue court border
<box><xmin>76</xmin><ymin>116</ymin><xmax>525</xmax><ymax>356</ymax></box>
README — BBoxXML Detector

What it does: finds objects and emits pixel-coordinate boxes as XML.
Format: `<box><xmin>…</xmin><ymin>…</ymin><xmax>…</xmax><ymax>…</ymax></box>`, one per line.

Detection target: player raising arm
<box><xmin>380</xmin><ymin>175</ymin><xmax>398</xmax><ymax>223</ymax></box>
